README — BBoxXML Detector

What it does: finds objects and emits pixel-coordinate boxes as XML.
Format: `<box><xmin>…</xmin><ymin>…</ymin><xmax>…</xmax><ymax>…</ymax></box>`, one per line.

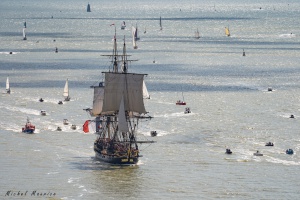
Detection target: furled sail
<box><xmin>91</xmin><ymin>85</ymin><xmax>104</xmax><ymax>116</ymax></box>
<box><xmin>102</xmin><ymin>72</ymin><xmax>146</xmax><ymax>114</ymax></box>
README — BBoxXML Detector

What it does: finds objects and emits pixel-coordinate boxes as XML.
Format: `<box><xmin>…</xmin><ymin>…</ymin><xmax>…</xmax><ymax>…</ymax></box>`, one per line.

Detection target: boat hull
<box><xmin>94</xmin><ymin>149</ymin><xmax>138</xmax><ymax>165</ymax></box>
<box><xmin>22</xmin><ymin>129</ymin><xmax>34</xmax><ymax>134</ymax></box>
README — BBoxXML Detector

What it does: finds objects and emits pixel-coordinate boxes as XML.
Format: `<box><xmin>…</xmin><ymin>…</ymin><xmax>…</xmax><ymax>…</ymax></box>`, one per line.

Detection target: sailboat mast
<box><xmin>112</xmin><ymin>27</ymin><xmax>118</xmax><ymax>72</ymax></box>
<box><xmin>122</xmin><ymin>36</ymin><xmax>128</xmax><ymax>73</ymax></box>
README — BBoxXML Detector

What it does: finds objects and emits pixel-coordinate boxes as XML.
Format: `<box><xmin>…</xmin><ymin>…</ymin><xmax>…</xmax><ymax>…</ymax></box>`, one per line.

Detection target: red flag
<box><xmin>83</xmin><ymin>120</ymin><xmax>90</xmax><ymax>133</ymax></box>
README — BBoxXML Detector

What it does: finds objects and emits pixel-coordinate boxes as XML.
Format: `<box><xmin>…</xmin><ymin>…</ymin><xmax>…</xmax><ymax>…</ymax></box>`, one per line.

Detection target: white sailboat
<box><xmin>6</xmin><ymin>76</ymin><xmax>10</xmax><ymax>94</ymax></box>
<box><xmin>23</xmin><ymin>20</ymin><xmax>27</xmax><ymax>40</ymax></box>
<box><xmin>133</xmin><ymin>23</ymin><xmax>140</xmax><ymax>41</ymax></box>
<box><xmin>195</xmin><ymin>28</ymin><xmax>200</xmax><ymax>39</ymax></box>
<box><xmin>132</xmin><ymin>26</ymin><xmax>138</xmax><ymax>49</ymax></box>
<box><xmin>63</xmin><ymin>79</ymin><xmax>70</xmax><ymax>101</ymax></box>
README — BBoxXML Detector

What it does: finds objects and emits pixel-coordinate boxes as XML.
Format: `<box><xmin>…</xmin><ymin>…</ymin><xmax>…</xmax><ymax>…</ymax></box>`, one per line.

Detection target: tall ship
<box><xmin>85</xmin><ymin>31</ymin><xmax>154</xmax><ymax>165</ymax></box>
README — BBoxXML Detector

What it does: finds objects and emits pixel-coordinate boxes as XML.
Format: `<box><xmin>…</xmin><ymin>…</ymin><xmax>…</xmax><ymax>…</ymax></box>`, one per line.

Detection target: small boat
<box><xmin>265</xmin><ymin>142</ymin><xmax>274</xmax><ymax>146</ymax></box>
<box><xmin>290</xmin><ymin>114</ymin><xmax>295</xmax><ymax>118</ymax></box>
<box><xmin>55</xmin><ymin>47</ymin><xmax>58</xmax><ymax>53</ymax></box>
<box><xmin>225</xmin><ymin>26</ymin><xmax>230</xmax><ymax>37</ymax></box>
<box><xmin>150</xmin><ymin>131</ymin><xmax>157</xmax><ymax>137</ymax></box>
<box><xmin>58</xmin><ymin>101</ymin><xmax>63</xmax><ymax>105</ymax></box>
<box><xmin>286</xmin><ymin>149</ymin><xmax>294</xmax><ymax>155</ymax></box>
<box><xmin>63</xmin><ymin>79</ymin><xmax>71</xmax><ymax>101</ymax></box>
<box><xmin>22</xmin><ymin>117</ymin><xmax>35</xmax><ymax>134</ymax></box>
<box><xmin>267</xmin><ymin>87</ymin><xmax>273</xmax><ymax>92</ymax></box>
<box><xmin>87</xmin><ymin>3</ymin><xmax>91</xmax><ymax>12</ymax></box>
<box><xmin>39</xmin><ymin>98</ymin><xmax>44</xmax><ymax>102</ymax></box>
<box><xmin>184</xmin><ymin>107</ymin><xmax>191</xmax><ymax>114</ymax></box>
<box><xmin>71</xmin><ymin>124</ymin><xmax>76</xmax><ymax>130</ymax></box>
<box><xmin>242</xmin><ymin>49</ymin><xmax>246</xmax><ymax>56</ymax></box>
<box><xmin>63</xmin><ymin>119</ymin><xmax>69</xmax><ymax>125</ymax></box>
<box><xmin>121</xmin><ymin>21</ymin><xmax>126</xmax><ymax>30</ymax></box>
<box><xmin>225</xmin><ymin>149</ymin><xmax>232</xmax><ymax>154</ymax></box>
<box><xmin>40</xmin><ymin>110</ymin><xmax>46</xmax><ymax>116</ymax></box>
<box><xmin>132</xmin><ymin>23</ymin><xmax>140</xmax><ymax>41</ymax></box>
<box><xmin>5</xmin><ymin>76</ymin><xmax>10</xmax><ymax>94</ymax></box>
<box><xmin>253</xmin><ymin>150</ymin><xmax>263</xmax><ymax>156</ymax></box>
<box><xmin>57</xmin><ymin>126</ymin><xmax>62</xmax><ymax>131</ymax></box>
<box><xmin>176</xmin><ymin>100</ymin><xmax>186</xmax><ymax>105</ymax></box>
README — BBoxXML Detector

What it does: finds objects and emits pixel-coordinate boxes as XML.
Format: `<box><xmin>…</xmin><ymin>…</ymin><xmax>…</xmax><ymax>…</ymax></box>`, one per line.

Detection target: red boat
<box><xmin>176</xmin><ymin>100</ymin><xmax>186</xmax><ymax>105</ymax></box>
<box><xmin>22</xmin><ymin>118</ymin><xmax>35</xmax><ymax>134</ymax></box>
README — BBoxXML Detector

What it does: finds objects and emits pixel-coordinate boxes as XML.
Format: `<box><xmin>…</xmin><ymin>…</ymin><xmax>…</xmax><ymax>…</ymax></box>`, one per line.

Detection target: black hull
<box><xmin>94</xmin><ymin>149</ymin><xmax>138</xmax><ymax>165</ymax></box>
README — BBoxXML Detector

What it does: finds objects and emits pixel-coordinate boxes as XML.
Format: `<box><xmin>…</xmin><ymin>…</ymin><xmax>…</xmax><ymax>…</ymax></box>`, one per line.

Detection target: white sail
<box><xmin>118</xmin><ymin>96</ymin><xmax>129</xmax><ymax>132</ymax></box>
<box><xmin>23</xmin><ymin>28</ymin><xmax>27</xmax><ymax>40</ymax></box>
<box><xmin>143</xmin><ymin>80</ymin><xmax>150</xmax><ymax>99</ymax></box>
<box><xmin>132</xmin><ymin>26</ymin><xmax>138</xmax><ymax>49</ymax></box>
<box><xmin>63</xmin><ymin>79</ymin><xmax>69</xmax><ymax>97</ymax></box>
<box><xmin>91</xmin><ymin>86</ymin><xmax>104</xmax><ymax>116</ymax></box>
<box><xmin>102</xmin><ymin>72</ymin><xmax>146</xmax><ymax>115</ymax></box>
<box><xmin>6</xmin><ymin>77</ymin><xmax>10</xmax><ymax>93</ymax></box>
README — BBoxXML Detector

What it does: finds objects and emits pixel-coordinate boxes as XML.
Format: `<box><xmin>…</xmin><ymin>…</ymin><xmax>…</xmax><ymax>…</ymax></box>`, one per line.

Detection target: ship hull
<box><xmin>94</xmin><ymin>149</ymin><xmax>138</xmax><ymax>165</ymax></box>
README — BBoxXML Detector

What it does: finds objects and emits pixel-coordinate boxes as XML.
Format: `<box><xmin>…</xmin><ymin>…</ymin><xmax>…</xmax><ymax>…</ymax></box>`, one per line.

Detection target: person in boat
<box><xmin>290</xmin><ymin>114</ymin><xmax>294</xmax><ymax>118</ymax></box>
<box><xmin>39</xmin><ymin>98</ymin><xmax>44</xmax><ymax>102</ymax></box>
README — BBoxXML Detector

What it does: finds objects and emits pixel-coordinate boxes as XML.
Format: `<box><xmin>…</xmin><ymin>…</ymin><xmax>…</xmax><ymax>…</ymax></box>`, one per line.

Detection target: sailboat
<box><xmin>87</xmin><ymin>3</ymin><xmax>91</xmax><ymax>12</ymax></box>
<box><xmin>63</xmin><ymin>79</ymin><xmax>70</xmax><ymax>101</ymax></box>
<box><xmin>132</xmin><ymin>27</ymin><xmax>138</xmax><ymax>49</ymax></box>
<box><xmin>225</xmin><ymin>26</ymin><xmax>230</xmax><ymax>37</ymax></box>
<box><xmin>23</xmin><ymin>20</ymin><xmax>27</xmax><ymax>40</ymax></box>
<box><xmin>176</xmin><ymin>91</ymin><xmax>186</xmax><ymax>105</ymax></box>
<box><xmin>86</xmin><ymin>31</ymin><xmax>155</xmax><ymax>165</ymax></box>
<box><xmin>195</xmin><ymin>28</ymin><xmax>200</xmax><ymax>39</ymax></box>
<box><xmin>133</xmin><ymin>23</ymin><xmax>140</xmax><ymax>41</ymax></box>
<box><xmin>121</xmin><ymin>21</ymin><xmax>126</xmax><ymax>30</ymax></box>
<box><xmin>6</xmin><ymin>76</ymin><xmax>10</xmax><ymax>94</ymax></box>
<box><xmin>159</xmin><ymin>16</ymin><xmax>162</xmax><ymax>30</ymax></box>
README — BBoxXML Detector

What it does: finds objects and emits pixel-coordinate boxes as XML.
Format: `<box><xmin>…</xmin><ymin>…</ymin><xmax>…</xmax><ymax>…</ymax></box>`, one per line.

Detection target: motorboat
<box><xmin>40</xmin><ymin>110</ymin><xmax>46</xmax><ymax>116</ymax></box>
<box><xmin>150</xmin><ymin>131</ymin><xmax>157</xmax><ymax>137</ymax></box>
<box><xmin>58</xmin><ymin>101</ymin><xmax>63</xmax><ymax>105</ymax></box>
<box><xmin>265</xmin><ymin>142</ymin><xmax>274</xmax><ymax>146</ymax></box>
<box><xmin>71</xmin><ymin>124</ymin><xmax>76</xmax><ymax>130</ymax></box>
<box><xmin>22</xmin><ymin>117</ymin><xmax>35</xmax><ymax>134</ymax></box>
<box><xmin>253</xmin><ymin>150</ymin><xmax>263</xmax><ymax>156</ymax></box>
<box><xmin>286</xmin><ymin>149</ymin><xmax>294</xmax><ymax>155</ymax></box>
<box><xmin>225</xmin><ymin>149</ymin><xmax>232</xmax><ymax>154</ymax></box>
<box><xmin>184</xmin><ymin>107</ymin><xmax>191</xmax><ymax>114</ymax></box>
<box><xmin>63</xmin><ymin>119</ymin><xmax>69</xmax><ymax>125</ymax></box>
<box><xmin>57</xmin><ymin>126</ymin><xmax>62</xmax><ymax>131</ymax></box>
<box><xmin>39</xmin><ymin>98</ymin><xmax>44</xmax><ymax>102</ymax></box>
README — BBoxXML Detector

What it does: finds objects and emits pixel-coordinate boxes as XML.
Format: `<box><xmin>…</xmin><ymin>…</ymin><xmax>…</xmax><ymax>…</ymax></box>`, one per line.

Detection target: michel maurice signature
<box><xmin>5</xmin><ymin>190</ymin><xmax>56</xmax><ymax>197</ymax></box>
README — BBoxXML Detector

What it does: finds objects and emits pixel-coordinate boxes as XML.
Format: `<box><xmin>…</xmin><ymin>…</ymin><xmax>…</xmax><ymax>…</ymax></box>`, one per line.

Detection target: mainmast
<box><xmin>112</xmin><ymin>27</ymin><xmax>118</xmax><ymax>72</ymax></box>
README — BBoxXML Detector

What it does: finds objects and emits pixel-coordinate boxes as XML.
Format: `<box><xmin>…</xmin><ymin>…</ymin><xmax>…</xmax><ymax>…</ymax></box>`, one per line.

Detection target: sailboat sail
<box><xmin>63</xmin><ymin>79</ymin><xmax>70</xmax><ymax>101</ymax></box>
<box><xmin>6</xmin><ymin>77</ymin><xmax>10</xmax><ymax>94</ymax></box>
<box><xmin>195</xmin><ymin>28</ymin><xmax>200</xmax><ymax>39</ymax></box>
<box><xmin>132</xmin><ymin>26</ymin><xmax>138</xmax><ymax>49</ymax></box>
<box><xmin>91</xmin><ymin>85</ymin><xmax>104</xmax><ymax>116</ymax></box>
<box><xmin>225</xmin><ymin>27</ymin><xmax>230</xmax><ymax>36</ymax></box>
<box><xmin>143</xmin><ymin>80</ymin><xmax>150</xmax><ymax>99</ymax></box>
<box><xmin>160</xmin><ymin>16</ymin><xmax>162</xmax><ymax>30</ymax></box>
<box><xmin>87</xmin><ymin>3</ymin><xmax>91</xmax><ymax>12</ymax></box>
<box><xmin>23</xmin><ymin>28</ymin><xmax>27</xmax><ymax>40</ymax></box>
<box><xmin>118</xmin><ymin>96</ymin><xmax>129</xmax><ymax>132</ymax></box>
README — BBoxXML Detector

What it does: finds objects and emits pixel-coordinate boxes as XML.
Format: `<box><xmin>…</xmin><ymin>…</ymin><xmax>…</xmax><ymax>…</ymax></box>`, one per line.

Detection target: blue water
<box><xmin>1</xmin><ymin>0</ymin><xmax>300</xmax><ymax>199</ymax></box>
